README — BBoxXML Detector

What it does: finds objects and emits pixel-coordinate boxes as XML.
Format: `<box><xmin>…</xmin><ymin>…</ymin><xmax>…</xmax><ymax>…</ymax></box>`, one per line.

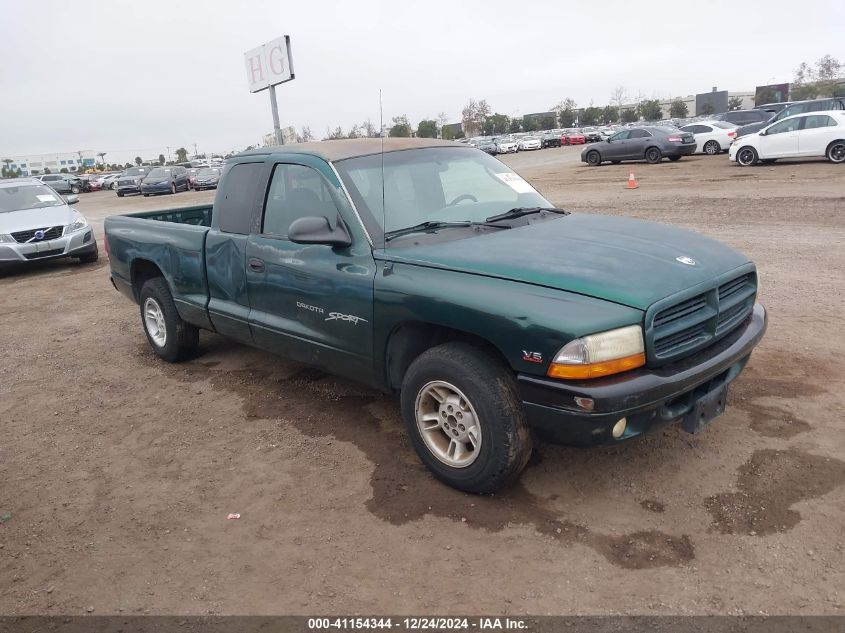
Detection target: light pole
<box><xmin>166</xmin><ymin>146</ymin><xmax>172</xmax><ymax>164</ymax></box>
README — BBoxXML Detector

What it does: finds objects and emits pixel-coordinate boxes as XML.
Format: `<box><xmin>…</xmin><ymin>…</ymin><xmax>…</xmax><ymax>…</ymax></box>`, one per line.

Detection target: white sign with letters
<box><xmin>244</xmin><ymin>36</ymin><xmax>294</xmax><ymax>93</ymax></box>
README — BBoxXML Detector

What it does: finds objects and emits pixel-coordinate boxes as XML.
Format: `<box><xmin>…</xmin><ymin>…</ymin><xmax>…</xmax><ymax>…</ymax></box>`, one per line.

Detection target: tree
<box><xmin>558</xmin><ymin>108</ymin><xmax>576</xmax><ymax>127</ymax></box>
<box><xmin>461</xmin><ymin>99</ymin><xmax>491</xmax><ymax>137</ymax></box>
<box><xmin>134</xmin><ymin>156</ymin><xmax>142</xmax><ymax>166</ymax></box>
<box><xmin>483</xmin><ymin>113</ymin><xmax>510</xmax><ymax>135</ymax></box>
<box><xmin>508</xmin><ymin>118</ymin><xmax>521</xmax><ymax>133</ymax></box>
<box><xmin>551</xmin><ymin>97</ymin><xmax>576</xmax><ymax>113</ymax></box>
<box><xmin>728</xmin><ymin>96</ymin><xmax>744</xmax><ymax>111</ymax></box>
<box><xmin>299</xmin><ymin>125</ymin><xmax>314</xmax><ymax>142</ymax></box>
<box><xmin>621</xmin><ymin>108</ymin><xmax>638</xmax><ymax>123</ymax></box>
<box><xmin>637</xmin><ymin>99</ymin><xmax>663</xmax><ymax>121</ymax></box>
<box><xmin>669</xmin><ymin>98</ymin><xmax>689</xmax><ymax>118</ymax></box>
<box><xmin>97</xmin><ymin>152</ymin><xmax>107</xmax><ymax>166</ymax></box>
<box><xmin>521</xmin><ymin>115</ymin><xmax>539</xmax><ymax>132</ymax></box>
<box><xmin>175</xmin><ymin>147</ymin><xmax>188</xmax><ymax>163</ymax></box>
<box><xmin>601</xmin><ymin>105</ymin><xmax>619</xmax><ymax>124</ymax></box>
<box><xmin>700</xmin><ymin>103</ymin><xmax>715</xmax><ymax>116</ymax></box>
<box><xmin>437</xmin><ymin>112</ymin><xmax>450</xmax><ymax>131</ymax></box>
<box><xmin>417</xmin><ymin>119</ymin><xmax>438</xmax><ymax>138</ymax></box>
<box><xmin>347</xmin><ymin>124</ymin><xmax>362</xmax><ymax>139</ymax></box>
<box><xmin>441</xmin><ymin>125</ymin><xmax>454</xmax><ymax>140</ymax></box>
<box><xmin>326</xmin><ymin>126</ymin><xmax>345</xmax><ymax>139</ymax></box>
<box><xmin>609</xmin><ymin>86</ymin><xmax>628</xmax><ymax>109</ymax></box>
<box><xmin>539</xmin><ymin>114</ymin><xmax>556</xmax><ymax>129</ymax></box>
<box><xmin>792</xmin><ymin>54</ymin><xmax>844</xmax><ymax>99</ymax></box>
<box><xmin>44</xmin><ymin>168</ymin><xmax>52</xmax><ymax>174</ymax></box>
<box><xmin>389</xmin><ymin>115</ymin><xmax>411</xmax><ymax>137</ymax></box>
<box><xmin>580</xmin><ymin>106</ymin><xmax>602</xmax><ymax>126</ymax></box>
<box><xmin>158</xmin><ymin>154</ymin><xmax>166</xmax><ymax>165</ymax></box>
<box><xmin>60</xmin><ymin>167</ymin><xmax>68</xmax><ymax>173</ymax></box>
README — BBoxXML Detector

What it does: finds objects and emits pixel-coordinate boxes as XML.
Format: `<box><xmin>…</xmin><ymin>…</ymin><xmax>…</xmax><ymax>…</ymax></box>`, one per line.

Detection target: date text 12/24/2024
<box><xmin>307</xmin><ymin>618</ymin><xmax>528</xmax><ymax>630</ymax></box>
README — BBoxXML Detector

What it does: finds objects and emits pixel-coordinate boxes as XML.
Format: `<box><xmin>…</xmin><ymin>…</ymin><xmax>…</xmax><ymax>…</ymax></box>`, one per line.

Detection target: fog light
<box><xmin>612</xmin><ymin>417</ymin><xmax>627</xmax><ymax>439</ymax></box>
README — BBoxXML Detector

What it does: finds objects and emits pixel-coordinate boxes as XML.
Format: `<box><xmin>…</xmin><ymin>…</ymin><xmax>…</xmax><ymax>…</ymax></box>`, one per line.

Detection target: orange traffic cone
<box><xmin>626</xmin><ymin>172</ymin><xmax>638</xmax><ymax>189</ymax></box>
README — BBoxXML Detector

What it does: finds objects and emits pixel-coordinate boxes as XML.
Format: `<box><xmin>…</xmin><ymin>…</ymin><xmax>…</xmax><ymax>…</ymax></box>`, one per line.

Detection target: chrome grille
<box><xmin>647</xmin><ymin>271</ymin><xmax>757</xmax><ymax>364</ymax></box>
<box><xmin>11</xmin><ymin>225</ymin><xmax>64</xmax><ymax>243</ymax></box>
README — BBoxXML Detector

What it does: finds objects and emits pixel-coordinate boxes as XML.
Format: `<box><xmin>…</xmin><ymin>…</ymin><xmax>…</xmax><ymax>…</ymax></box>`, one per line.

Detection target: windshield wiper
<box><xmin>384</xmin><ymin>220</ymin><xmax>509</xmax><ymax>242</ymax></box>
<box><xmin>485</xmin><ymin>207</ymin><xmax>569</xmax><ymax>223</ymax></box>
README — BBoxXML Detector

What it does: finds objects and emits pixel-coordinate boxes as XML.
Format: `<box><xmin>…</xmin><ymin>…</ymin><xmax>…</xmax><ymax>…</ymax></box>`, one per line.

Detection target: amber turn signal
<box><xmin>547</xmin><ymin>352</ymin><xmax>646</xmax><ymax>380</ymax></box>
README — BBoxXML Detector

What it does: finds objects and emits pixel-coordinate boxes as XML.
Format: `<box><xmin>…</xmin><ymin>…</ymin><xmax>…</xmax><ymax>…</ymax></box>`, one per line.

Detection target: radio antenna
<box><xmin>380</xmin><ymin>88</ymin><xmax>385</xmax><ymax>248</ymax></box>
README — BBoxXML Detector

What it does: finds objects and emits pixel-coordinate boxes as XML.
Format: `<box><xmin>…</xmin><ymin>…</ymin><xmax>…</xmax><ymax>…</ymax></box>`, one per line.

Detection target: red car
<box><xmin>563</xmin><ymin>130</ymin><xmax>587</xmax><ymax>145</ymax></box>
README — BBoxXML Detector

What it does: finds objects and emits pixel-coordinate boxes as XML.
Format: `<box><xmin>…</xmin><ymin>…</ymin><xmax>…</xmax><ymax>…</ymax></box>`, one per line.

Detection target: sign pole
<box><xmin>269</xmin><ymin>84</ymin><xmax>283</xmax><ymax>145</ymax></box>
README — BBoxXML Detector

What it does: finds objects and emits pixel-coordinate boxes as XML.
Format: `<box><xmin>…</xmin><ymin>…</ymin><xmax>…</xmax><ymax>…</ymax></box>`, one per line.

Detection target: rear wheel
<box><xmin>117</xmin><ymin>191</ymin><xmax>124</xmax><ymax>197</ymax></box>
<box><xmin>139</xmin><ymin>278</ymin><xmax>199</xmax><ymax>362</ymax></box>
<box><xmin>736</xmin><ymin>146</ymin><xmax>758</xmax><ymax>166</ymax></box>
<box><xmin>586</xmin><ymin>150</ymin><xmax>601</xmax><ymax>166</ymax></box>
<box><xmin>703</xmin><ymin>140</ymin><xmax>721</xmax><ymax>155</ymax></box>
<box><xmin>826</xmin><ymin>140</ymin><xmax>845</xmax><ymax>164</ymax></box>
<box><xmin>170</xmin><ymin>183</ymin><xmax>177</xmax><ymax>194</ymax></box>
<box><xmin>400</xmin><ymin>343</ymin><xmax>533</xmax><ymax>493</ymax></box>
<box><xmin>645</xmin><ymin>147</ymin><xmax>662</xmax><ymax>164</ymax></box>
<box><xmin>70</xmin><ymin>185</ymin><xmax>81</xmax><ymax>194</ymax></box>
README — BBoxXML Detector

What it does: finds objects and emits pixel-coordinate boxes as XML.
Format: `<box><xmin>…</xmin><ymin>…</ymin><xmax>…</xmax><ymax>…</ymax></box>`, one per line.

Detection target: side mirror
<box><xmin>759</xmin><ymin>130</ymin><xmax>767</xmax><ymax>136</ymax></box>
<box><xmin>288</xmin><ymin>215</ymin><xmax>351</xmax><ymax>247</ymax></box>
<box><xmin>66</xmin><ymin>194</ymin><xmax>79</xmax><ymax>205</ymax></box>
<box><xmin>606</xmin><ymin>137</ymin><xmax>612</xmax><ymax>143</ymax></box>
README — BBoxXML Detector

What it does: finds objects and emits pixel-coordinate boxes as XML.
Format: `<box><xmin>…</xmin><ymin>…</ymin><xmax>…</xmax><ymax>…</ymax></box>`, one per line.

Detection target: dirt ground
<box><xmin>1</xmin><ymin>149</ymin><xmax>844</xmax><ymax>616</ymax></box>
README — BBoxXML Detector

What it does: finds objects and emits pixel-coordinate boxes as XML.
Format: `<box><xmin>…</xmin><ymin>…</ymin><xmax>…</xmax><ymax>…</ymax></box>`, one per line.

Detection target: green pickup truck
<box><xmin>104</xmin><ymin>138</ymin><xmax>766</xmax><ymax>492</ymax></box>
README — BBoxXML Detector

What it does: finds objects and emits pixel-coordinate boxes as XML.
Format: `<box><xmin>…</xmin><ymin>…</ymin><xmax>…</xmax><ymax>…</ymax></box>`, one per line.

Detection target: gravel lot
<box><xmin>1</xmin><ymin>148</ymin><xmax>844</xmax><ymax>616</ymax></box>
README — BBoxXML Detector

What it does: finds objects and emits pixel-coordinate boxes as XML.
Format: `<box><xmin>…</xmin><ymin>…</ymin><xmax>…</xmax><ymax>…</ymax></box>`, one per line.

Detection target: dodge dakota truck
<box><xmin>104</xmin><ymin>138</ymin><xmax>766</xmax><ymax>493</ymax></box>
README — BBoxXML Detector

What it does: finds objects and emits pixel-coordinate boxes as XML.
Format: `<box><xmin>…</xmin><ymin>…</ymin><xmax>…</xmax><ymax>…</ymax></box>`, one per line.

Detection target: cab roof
<box><xmin>237</xmin><ymin>137</ymin><xmax>461</xmax><ymax>162</ymax></box>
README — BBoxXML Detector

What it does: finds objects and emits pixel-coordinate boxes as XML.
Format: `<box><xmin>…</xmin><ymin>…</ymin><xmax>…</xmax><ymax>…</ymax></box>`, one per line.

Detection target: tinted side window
<box><xmin>628</xmin><ymin>129</ymin><xmax>650</xmax><ymax>139</ymax></box>
<box><xmin>262</xmin><ymin>164</ymin><xmax>339</xmax><ymax>237</ymax></box>
<box><xmin>216</xmin><ymin>162</ymin><xmax>264</xmax><ymax>234</ymax></box>
<box><xmin>803</xmin><ymin>115</ymin><xmax>836</xmax><ymax>129</ymax></box>
<box><xmin>610</xmin><ymin>131</ymin><xmax>629</xmax><ymax>141</ymax></box>
<box><xmin>768</xmin><ymin>118</ymin><xmax>801</xmax><ymax>135</ymax></box>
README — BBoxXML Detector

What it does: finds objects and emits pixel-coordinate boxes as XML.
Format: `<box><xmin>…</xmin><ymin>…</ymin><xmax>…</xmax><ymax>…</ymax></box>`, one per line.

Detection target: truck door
<box><xmin>205</xmin><ymin>161</ymin><xmax>265</xmax><ymax>345</ymax></box>
<box><xmin>245</xmin><ymin>160</ymin><xmax>376</xmax><ymax>379</ymax></box>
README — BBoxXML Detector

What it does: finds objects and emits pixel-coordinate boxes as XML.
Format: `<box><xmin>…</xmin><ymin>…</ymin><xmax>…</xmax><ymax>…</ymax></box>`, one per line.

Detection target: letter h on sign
<box><xmin>244</xmin><ymin>36</ymin><xmax>295</xmax><ymax>93</ymax></box>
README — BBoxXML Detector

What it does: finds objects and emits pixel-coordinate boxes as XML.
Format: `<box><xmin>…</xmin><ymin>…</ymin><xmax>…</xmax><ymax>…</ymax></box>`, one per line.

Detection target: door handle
<box><xmin>248</xmin><ymin>257</ymin><xmax>265</xmax><ymax>272</ymax></box>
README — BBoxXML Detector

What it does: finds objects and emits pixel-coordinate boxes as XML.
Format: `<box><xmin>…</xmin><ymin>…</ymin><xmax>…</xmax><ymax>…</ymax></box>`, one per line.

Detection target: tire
<box><xmin>668</xmin><ymin>155</ymin><xmax>682</xmax><ymax>162</ymax></box>
<box><xmin>611</xmin><ymin>160</ymin><xmax>621</xmax><ymax>164</ymax></box>
<box><xmin>139</xmin><ymin>277</ymin><xmax>199</xmax><ymax>363</ymax></box>
<box><xmin>703</xmin><ymin>140</ymin><xmax>720</xmax><ymax>155</ymax></box>
<box><xmin>826</xmin><ymin>140</ymin><xmax>845</xmax><ymax>164</ymax></box>
<box><xmin>78</xmin><ymin>243</ymin><xmax>98</xmax><ymax>264</ymax></box>
<box><xmin>400</xmin><ymin>342</ymin><xmax>533</xmax><ymax>493</ymax></box>
<box><xmin>645</xmin><ymin>147</ymin><xmax>662</xmax><ymax>164</ymax></box>
<box><xmin>586</xmin><ymin>150</ymin><xmax>601</xmax><ymax>166</ymax></box>
<box><xmin>70</xmin><ymin>185</ymin><xmax>81</xmax><ymax>194</ymax></box>
<box><xmin>170</xmin><ymin>183</ymin><xmax>177</xmax><ymax>195</ymax></box>
<box><xmin>736</xmin><ymin>146</ymin><xmax>758</xmax><ymax>166</ymax></box>
<box><xmin>143</xmin><ymin>193</ymin><xmax>149</xmax><ymax>197</ymax></box>
<box><xmin>761</xmin><ymin>159</ymin><xmax>777</xmax><ymax>164</ymax></box>
<box><xmin>117</xmin><ymin>191</ymin><xmax>124</xmax><ymax>197</ymax></box>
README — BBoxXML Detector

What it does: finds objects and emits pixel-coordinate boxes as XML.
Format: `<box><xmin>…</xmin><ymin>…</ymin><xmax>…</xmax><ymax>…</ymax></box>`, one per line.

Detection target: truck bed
<box><xmin>104</xmin><ymin>204</ymin><xmax>214</xmax><ymax>329</ymax></box>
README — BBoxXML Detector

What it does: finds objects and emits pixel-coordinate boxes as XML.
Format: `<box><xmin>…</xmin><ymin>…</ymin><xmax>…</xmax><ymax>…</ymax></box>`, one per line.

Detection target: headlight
<box><xmin>0</xmin><ymin>234</ymin><xmax>15</xmax><ymax>243</ymax></box>
<box><xmin>67</xmin><ymin>216</ymin><xmax>89</xmax><ymax>233</ymax></box>
<box><xmin>547</xmin><ymin>325</ymin><xmax>645</xmax><ymax>380</ymax></box>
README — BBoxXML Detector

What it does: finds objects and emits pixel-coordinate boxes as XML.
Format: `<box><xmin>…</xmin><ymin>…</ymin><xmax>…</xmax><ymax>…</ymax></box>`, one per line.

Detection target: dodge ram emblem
<box><xmin>676</xmin><ymin>256</ymin><xmax>696</xmax><ymax>266</ymax></box>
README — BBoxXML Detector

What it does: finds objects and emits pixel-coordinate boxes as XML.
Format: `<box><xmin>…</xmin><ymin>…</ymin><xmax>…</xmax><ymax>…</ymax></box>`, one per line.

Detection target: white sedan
<box><xmin>494</xmin><ymin>138</ymin><xmax>519</xmax><ymax>154</ymax></box>
<box><xmin>679</xmin><ymin>121</ymin><xmax>738</xmax><ymax>154</ymax></box>
<box><xmin>518</xmin><ymin>136</ymin><xmax>542</xmax><ymax>151</ymax></box>
<box><xmin>729</xmin><ymin>111</ymin><xmax>845</xmax><ymax>165</ymax></box>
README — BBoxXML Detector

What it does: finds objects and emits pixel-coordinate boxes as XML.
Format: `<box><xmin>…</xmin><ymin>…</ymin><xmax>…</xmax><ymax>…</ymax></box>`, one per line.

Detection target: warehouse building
<box><xmin>1</xmin><ymin>150</ymin><xmax>97</xmax><ymax>177</ymax></box>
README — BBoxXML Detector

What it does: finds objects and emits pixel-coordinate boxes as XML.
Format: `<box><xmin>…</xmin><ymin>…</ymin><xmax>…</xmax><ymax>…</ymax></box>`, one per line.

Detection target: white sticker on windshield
<box><xmin>37</xmin><ymin>194</ymin><xmax>57</xmax><ymax>202</ymax></box>
<box><xmin>495</xmin><ymin>172</ymin><xmax>536</xmax><ymax>194</ymax></box>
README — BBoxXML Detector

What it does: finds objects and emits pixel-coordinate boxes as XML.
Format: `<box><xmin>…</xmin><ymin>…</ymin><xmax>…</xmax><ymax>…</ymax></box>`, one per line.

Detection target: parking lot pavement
<box><xmin>1</xmin><ymin>155</ymin><xmax>844</xmax><ymax>615</ymax></box>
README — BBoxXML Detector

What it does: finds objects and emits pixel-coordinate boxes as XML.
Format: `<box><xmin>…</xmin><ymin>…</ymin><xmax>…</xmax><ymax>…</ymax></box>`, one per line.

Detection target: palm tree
<box><xmin>97</xmin><ymin>152</ymin><xmax>107</xmax><ymax>168</ymax></box>
<box><xmin>134</xmin><ymin>156</ymin><xmax>142</xmax><ymax>166</ymax></box>
<box><xmin>175</xmin><ymin>147</ymin><xmax>188</xmax><ymax>163</ymax></box>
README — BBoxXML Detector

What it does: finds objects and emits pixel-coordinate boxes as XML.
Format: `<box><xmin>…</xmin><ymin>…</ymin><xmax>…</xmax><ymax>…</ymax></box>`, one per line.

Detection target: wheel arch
<box><xmin>385</xmin><ymin>321</ymin><xmax>510</xmax><ymax>392</ymax></box>
<box><xmin>130</xmin><ymin>258</ymin><xmax>166</xmax><ymax>303</ymax></box>
<box><xmin>825</xmin><ymin>138</ymin><xmax>845</xmax><ymax>158</ymax></box>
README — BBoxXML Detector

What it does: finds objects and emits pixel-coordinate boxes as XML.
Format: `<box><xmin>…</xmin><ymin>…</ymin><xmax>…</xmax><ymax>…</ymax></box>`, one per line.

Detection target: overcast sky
<box><xmin>1</xmin><ymin>0</ymin><xmax>843</xmax><ymax>164</ymax></box>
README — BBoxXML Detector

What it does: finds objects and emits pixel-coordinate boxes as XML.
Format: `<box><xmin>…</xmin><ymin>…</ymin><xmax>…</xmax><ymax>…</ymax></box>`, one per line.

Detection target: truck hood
<box><xmin>379</xmin><ymin>214</ymin><xmax>751</xmax><ymax>310</ymax></box>
<box><xmin>1</xmin><ymin>205</ymin><xmax>76</xmax><ymax>234</ymax></box>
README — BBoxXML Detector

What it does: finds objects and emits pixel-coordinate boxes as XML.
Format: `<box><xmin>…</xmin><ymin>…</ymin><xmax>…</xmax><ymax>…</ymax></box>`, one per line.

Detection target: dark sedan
<box><xmin>192</xmin><ymin>167</ymin><xmax>222</xmax><ymax>190</ymax></box>
<box><xmin>581</xmin><ymin>127</ymin><xmax>696</xmax><ymax>166</ymax></box>
<box><xmin>140</xmin><ymin>166</ymin><xmax>190</xmax><ymax>196</ymax></box>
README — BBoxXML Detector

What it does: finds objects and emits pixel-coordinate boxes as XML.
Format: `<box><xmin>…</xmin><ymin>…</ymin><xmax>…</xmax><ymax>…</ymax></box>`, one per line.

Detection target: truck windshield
<box><xmin>0</xmin><ymin>183</ymin><xmax>66</xmax><ymax>212</ymax></box>
<box><xmin>334</xmin><ymin>147</ymin><xmax>551</xmax><ymax>241</ymax></box>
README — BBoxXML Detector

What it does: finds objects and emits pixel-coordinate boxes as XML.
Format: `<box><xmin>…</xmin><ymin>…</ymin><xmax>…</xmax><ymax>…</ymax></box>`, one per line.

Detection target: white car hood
<box><xmin>0</xmin><ymin>205</ymin><xmax>76</xmax><ymax>234</ymax></box>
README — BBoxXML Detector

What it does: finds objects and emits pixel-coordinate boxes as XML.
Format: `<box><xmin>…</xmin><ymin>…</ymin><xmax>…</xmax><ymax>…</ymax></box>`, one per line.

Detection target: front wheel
<box><xmin>736</xmin><ymin>146</ymin><xmax>758</xmax><ymax>166</ymax></box>
<box><xmin>400</xmin><ymin>343</ymin><xmax>533</xmax><ymax>493</ymax></box>
<box><xmin>586</xmin><ymin>150</ymin><xmax>601</xmax><ymax>166</ymax></box>
<box><xmin>117</xmin><ymin>191</ymin><xmax>124</xmax><ymax>197</ymax></box>
<box><xmin>645</xmin><ymin>147</ymin><xmax>662</xmax><ymax>164</ymax></box>
<box><xmin>170</xmin><ymin>183</ymin><xmax>177</xmax><ymax>194</ymax></box>
<box><xmin>826</xmin><ymin>140</ymin><xmax>845</xmax><ymax>164</ymax></box>
<box><xmin>139</xmin><ymin>278</ymin><xmax>199</xmax><ymax>362</ymax></box>
<box><xmin>70</xmin><ymin>185</ymin><xmax>81</xmax><ymax>194</ymax></box>
<box><xmin>703</xmin><ymin>140</ymin><xmax>721</xmax><ymax>155</ymax></box>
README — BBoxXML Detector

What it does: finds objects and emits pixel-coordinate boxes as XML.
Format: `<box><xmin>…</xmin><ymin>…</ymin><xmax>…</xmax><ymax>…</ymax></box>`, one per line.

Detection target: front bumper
<box><xmin>0</xmin><ymin>228</ymin><xmax>96</xmax><ymax>263</ymax></box>
<box><xmin>140</xmin><ymin>182</ymin><xmax>172</xmax><ymax>194</ymax></box>
<box><xmin>518</xmin><ymin>303</ymin><xmax>767</xmax><ymax>445</ymax></box>
<box><xmin>117</xmin><ymin>184</ymin><xmax>141</xmax><ymax>194</ymax></box>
